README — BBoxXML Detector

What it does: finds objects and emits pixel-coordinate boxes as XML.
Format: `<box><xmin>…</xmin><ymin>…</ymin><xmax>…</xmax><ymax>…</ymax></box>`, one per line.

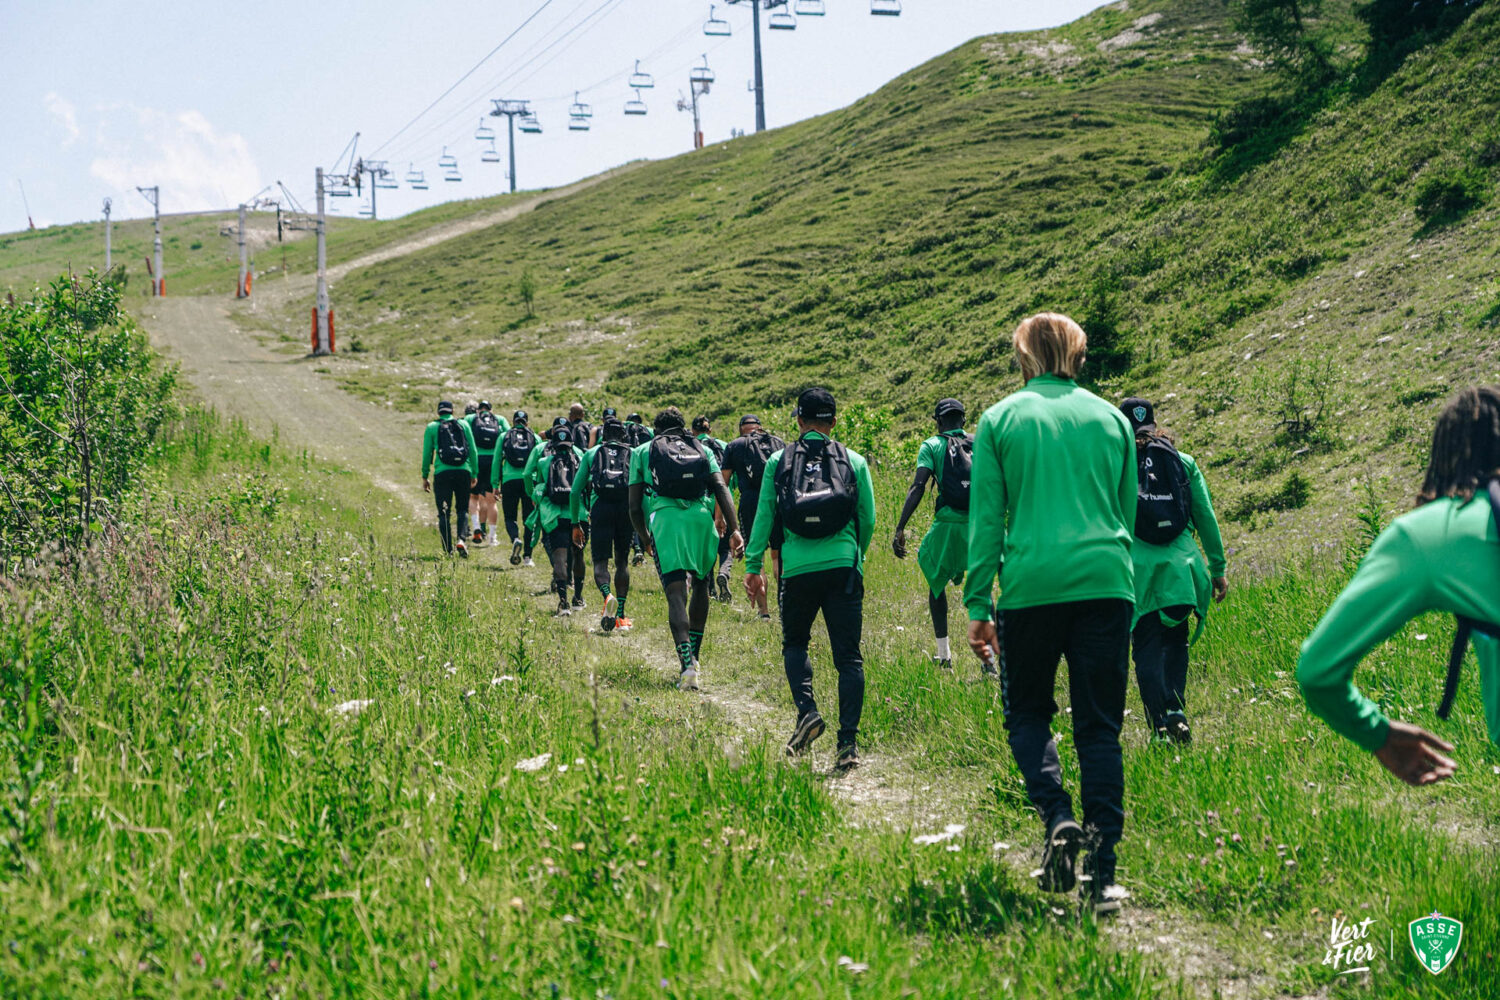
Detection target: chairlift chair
<box><xmin>624</xmin><ymin>88</ymin><xmax>648</xmax><ymax>116</ymax></box>
<box><xmin>474</xmin><ymin>118</ymin><xmax>496</xmax><ymax>142</ymax></box>
<box><xmin>375</xmin><ymin>171</ymin><xmax>398</xmax><ymax>189</ymax></box>
<box><xmin>690</xmin><ymin>55</ymin><xmax>715</xmax><ymax>86</ymax></box>
<box><xmin>481</xmin><ymin>142</ymin><xmax>501</xmax><ymax>164</ymax></box>
<box><xmin>329</xmin><ymin>181</ymin><xmax>353</xmax><ymax>198</ymax></box>
<box><xmin>438</xmin><ymin>146</ymin><xmax>459</xmax><ymax>170</ymax></box>
<box><xmin>519</xmin><ymin>113</ymin><xmax>542</xmax><ymax>134</ymax></box>
<box><xmin>444</xmin><ymin>169</ymin><xmax>462</xmax><ymax>183</ymax></box>
<box><xmin>568</xmin><ymin>115</ymin><xmax>591</xmax><ymax>131</ymax></box>
<box><xmin>768</xmin><ymin>9</ymin><xmax>796</xmax><ymax>29</ymax></box>
<box><xmin>570</xmin><ymin>91</ymin><xmax>593</xmax><ymax>118</ymax></box>
<box><xmin>407</xmin><ymin>165</ymin><xmax>430</xmax><ymax>191</ymax></box>
<box><xmin>870</xmin><ymin>0</ymin><xmax>901</xmax><ymax>14</ymax></box>
<box><xmin>703</xmin><ymin>4</ymin><xmax>731</xmax><ymax>35</ymax></box>
<box><xmin>794</xmin><ymin>0</ymin><xmax>825</xmax><ymax>14</ymax></box>
<box><xmin>628</xmin><ymin>59</ymin><xmax>655</xmax><ymax>89</ymax></box>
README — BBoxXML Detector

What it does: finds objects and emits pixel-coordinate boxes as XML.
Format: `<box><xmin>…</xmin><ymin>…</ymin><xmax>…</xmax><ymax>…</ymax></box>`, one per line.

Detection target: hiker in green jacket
<box><xmin>421</xmin><ymin>400</ymin><xmax>479</xmax><ymax>558</ymax></box>
<box><xmin>571</xmin><ymin>416</ymin><xmax>637</xmax><ymax>632</ymax></box>
<box><xmin>693</xmin><ymin>415</ymin><xmax>736</xmax><ymax>603</ymax></box>
<box><xmin>629</xmin><ymin>406</ymin><xmax>742</xmax><ymax>691</ymax></box>
<box><xmin>523</xmin><ymin>423</ymin><xmax>587</xmax><ymax>615</ymax></box>
<box><xmin>745</xmin><ymin>388</ymin><xmax>877</xmax><ymax>771</ymax></box>
<box><xmin>893</xmin><ymin>398</ymin><xmax>972</xmax><ymax>672</ymax></box>
<box><xmin>1119</xmin><ymin>397</ymin><xmax>1228</xmax><ymax>745</ymax></box>
<box><xmin>625</xmin><ymin>411</ymin><xmax>653</xmax><ymax>566</ymax></box>
<box><xmin>467</xmin><ymin>400</ymin><xmax>510</xmax><ymax>546</ymax></box>
<box><xmin>964</xmin><ymin>314</ymin><xmax>1136</xmax><ymax>914</ymax></box>
<box><xmin>1298</xmin><ymin>386</ymin><xmax>1500</xmax><ymax>785</ymax></box>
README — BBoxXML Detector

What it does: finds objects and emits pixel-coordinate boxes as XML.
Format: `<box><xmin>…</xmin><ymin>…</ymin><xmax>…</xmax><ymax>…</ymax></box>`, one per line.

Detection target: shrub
<box><xmin>1413</xmin><ymin>166</ymin><xmax>1484</xmax><ymax>225</ymax></box>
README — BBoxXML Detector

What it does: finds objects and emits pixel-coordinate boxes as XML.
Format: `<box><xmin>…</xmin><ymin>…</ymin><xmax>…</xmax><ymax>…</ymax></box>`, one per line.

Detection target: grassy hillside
<box><xmin>253</xmin><ymin>0</ymin><xmax>1500</xmax><ymax>570</ymax></box>
<box><xmin>0</xmin><ymin>193</ymin><xmax>521</xmax><ymax>299</ymax></box>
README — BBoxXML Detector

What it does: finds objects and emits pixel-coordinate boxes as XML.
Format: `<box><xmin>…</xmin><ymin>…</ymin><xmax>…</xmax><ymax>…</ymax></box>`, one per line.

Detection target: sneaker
<box><xmin>491</xmin><ymin>531</ymin><xmax>503</xmax><ymax>547</ymax></box>
<box><xmin>615</xmin><ymin>616</ymin><xmax>634</xmax><ymax>631</ymax></box>
<box><xmin>522</xmin><ymin>556</ymin><xmax>535</xmax><ymax>568</ymax></box>
<box><xmin>1164</xmin><ymin>711</ymin><xmax>1192</xmax><ymax>745</ymax></box>
<box><xmin>678</xmin><ymin>667</ymin><xmax>699</xmax><ymax>691</ymax></box>
<box><xmin>758</xmin><ymin>612</ymin><xmax>773</xmax><ymax>622</ymax></box>
<box><xmin>510</xmin><ymin>539</ymin><xmax>523</xmax><ymax>565</ymax></box>
<box><xmin>572</xmin><ymin>594</ymin><xmax>586</xmax><ymax>609</ymax></box>
<box><xmin>472</xmin><ymin>529</ymin><xmax>485</xmax><ymax>544</ymax></box>
<box><xmin>784</xmin><ymin>711</ymin><xmax>825</xmax><ymax>757</ymax></box>
<box><xmin>455</xmin><ymin>540</ymin><xmax>468</xmax><ymax>559</ymax></box>
<box><xmin>1036</xmin><ymin>818</ymin><xmax>1085</xmax><ymax>893</ymax></box>
<box><xmin>1080</xmin><ymin>853</ymin><xmax>1128</xmax><ymax>915</ymax></box>
<box><xmin>980</xmin><ymin>656</ymin><xmax>1000</xmax><ymax>681</ymax></box>
<box><xmin>556</xmin><ymin>595</ymin><xmax>571</xmax><ymax>616</ymax></box>
<box><xmin>933</xmin><ymin>656</ymin><xmax>953</xmax><ymax>671</ymax></box>
<box><xmin>601</xmin><ymin>594</ymin><xmax>618</xmax><ymax>632</ymax></box>
<box><xmin>1089</xmin><ymin>883</ymin><xmax>1131</xmax><ymax>915</ymax></box>
<box><xmin>715</xmin><ymin>574</ymin><xmax>731</xmax><ymax>603</ymax></box>
<box><xmin>834</xmin><ymin>744</ymin><xmax>860</xmax><ymax>772</ymax></box>
<box><xmin>630</xmin><ymin>552</ymin><xmax>645</xmax><ymax>567</ymax></box>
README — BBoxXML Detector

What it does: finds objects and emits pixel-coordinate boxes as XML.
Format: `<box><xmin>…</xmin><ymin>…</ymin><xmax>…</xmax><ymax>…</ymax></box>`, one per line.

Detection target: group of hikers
<box><xmin>419</xmin><ymin>311</ymin><xmax>1500</xmax><ymax>916</ymax></box>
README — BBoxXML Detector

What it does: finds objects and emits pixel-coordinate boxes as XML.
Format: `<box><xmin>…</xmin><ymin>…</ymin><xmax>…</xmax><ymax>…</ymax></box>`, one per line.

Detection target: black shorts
<box><xmin>590</xmin><ymin>499</ymin><xmax>633</xmax><ymax>562</ymax></box>
<box><xmin>472</xmin><ymin>458</ymin><xmax>494</xmax><ymax>496</ymax></box>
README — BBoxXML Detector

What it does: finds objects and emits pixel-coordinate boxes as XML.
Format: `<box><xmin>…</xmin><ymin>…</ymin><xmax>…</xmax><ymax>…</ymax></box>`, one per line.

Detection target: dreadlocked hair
<box><xmin>1416</xmin><ymin>386</ymin><xmax>1500</xmax><ymax>506</ymax></box>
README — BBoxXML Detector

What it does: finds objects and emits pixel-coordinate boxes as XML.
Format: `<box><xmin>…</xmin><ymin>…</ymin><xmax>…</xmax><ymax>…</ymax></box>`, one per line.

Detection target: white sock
<box><xmin>935</xmin><ymin>637</ymin><xmax>951</xmax><ymax>659</ymax></box>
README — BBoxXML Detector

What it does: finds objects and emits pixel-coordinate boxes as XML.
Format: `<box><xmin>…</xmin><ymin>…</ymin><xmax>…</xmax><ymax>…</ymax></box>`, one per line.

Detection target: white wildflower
<box><xmin>515</xmin><ymin>753</ymin><xmax>553</xmax><ymax>772</ymax></box>
<box><xmin>332</xmin><ymin>699</ymin><xmax>374</xmax><ymax>716</ymax></box>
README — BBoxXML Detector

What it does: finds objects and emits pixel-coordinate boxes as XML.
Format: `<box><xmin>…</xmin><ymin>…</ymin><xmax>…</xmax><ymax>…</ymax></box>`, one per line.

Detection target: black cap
<box><xmin>1120</xmin><ymin>397</ymin><xmax>1155</xmax><ymax>433</ymax></box>
<box><xmin>513</xmin><ymin>409</ymin><xmax>528</xmax><ymax>424</ymax></box>
<box><xmin>796</xmin><ymin>387</ymin><xmax>836</xmax><ymax>421</ymax></box>
<box><xmin>934</xmin><ymin>398</ymin><xmax>964</xmax><ymax>420</ymax></box>
<box><xmin>602</xmin><ymin>406</ymin><xmax>618</xmax><ymax>419</ymax></box>
<box><xmin>739</xmin><ymin>414</ymin><xmax>761</xmax><ymax>428</ymax></box>
<box><xmin>550</xmin><ymin>424</ymin><xmax>572</xmax><ymax>443</ymax></box>
<box><xmin>602</xmin><ymin>416</ymin><xmax>626</xmax><ymax>439</ymax></box>
<box><xmin>437</xmin><ymin>400</ymin><xmax>454</xmax><ymax>415</ymax></box>
<box><xmin>552</xmin><ymin>416</ymin><xmax>569</xmax><ymax>428</ymax></box>
<box><xmin>478</xmin><ymin>399</ymin><xmax>491</xmax><ymax>410</ymax></box>
<box><xmin>626</xmin><ymin>412</ymin><xmax>642</xmax><ymax>423</ymax></box>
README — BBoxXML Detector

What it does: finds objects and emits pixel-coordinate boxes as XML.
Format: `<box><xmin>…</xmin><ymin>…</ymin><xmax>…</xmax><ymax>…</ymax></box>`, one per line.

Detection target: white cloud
<box><xmin>44</xmin><ymin>92</ymin><xmax>80</xmax><ymax>145</ymax></box>
<box><xmin>89</xmin><ymin>106</ymin><xmax>261</xmax><ymax>214</ymax></box>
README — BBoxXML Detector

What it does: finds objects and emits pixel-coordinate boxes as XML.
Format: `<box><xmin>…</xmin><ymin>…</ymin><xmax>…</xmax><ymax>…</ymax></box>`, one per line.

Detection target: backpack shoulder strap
<box><xmin>1438</xmin><ymin>479</ymin><xmax>1500</xmax><ymax>720</ymax></box>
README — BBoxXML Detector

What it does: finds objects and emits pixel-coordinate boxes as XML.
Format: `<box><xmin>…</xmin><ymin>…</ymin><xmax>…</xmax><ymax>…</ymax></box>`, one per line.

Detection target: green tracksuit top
<box><xmin>421</xmin><ymin>415</ymin><xmax>479</xmax><ymax>480</ymax></box>
<box><xmin>498</xmin><ymin>426</ymin><xmax>536</xmax><ymax>486</ymax></box>
<box><xmin>1130</xmin><ymin>451</ymin><xmax>1227</xmax><ymax>631</ymax></box>
<box><xmin>1298</xmin><ymin>495</ymin><xmax>1500</xmax><ymax>751</ymax></box>
<box><xmin>522</xmin><ymin>441</ymin><xmax>584</xmax><ymax>534</ymax></box>
<box><xmin>964</xmin><ymin>374</ymin><xmax>1137</xmax><ymax>620</ymax></box>
<box><xmin>744</xmin><ymin>432</ymin><xmax>876</xmax><ymax>578</ymax></box>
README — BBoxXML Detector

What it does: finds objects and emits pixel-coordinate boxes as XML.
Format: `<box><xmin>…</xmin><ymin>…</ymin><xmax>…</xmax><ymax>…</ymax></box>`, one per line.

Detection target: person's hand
<box><xmin>1212</xmin><ymin>576</ymin><xmax>1229</xmax><ymax>603</ymax></box>
<box><xmin>1374</xmin><ymin>720</ymin><xmax>1456</xmax><ymax>786</ymax></box>
<box><xmin>642</xmin><ymin>534</ymin><xmax>656</xmax><ymax>557</ymax></box>
<box><xmin>745</xmin><ymin>572</ymin><xmax>767</xmax><ymax>602</ymax></box>
<box><xmin>470</xmin><ymin>477</ymin><xmax>478</xmax><ymax>489</ymax></box>
<box><xmin>968</xmin><ymin>619</ymin><xmax>999</xmax><ymax>665</ymax></box>
<box><xmin>892</xmin><ymin>529</ymin><xmax>907</xmax><ymax>559</ymax></box>
<box><xmin>729</xmin><ymin>530</ymin><xmax>745</xmax><ymax>558</ymax></box>
<box><xmin>572</xmin><ymin>526</ymin><xmax>585</xmax><ymax>549</ymax></box>
<box><xmin>422</xmin><ymin>478</ymin><xmax>431</xmax><ymax>493</ymax></box>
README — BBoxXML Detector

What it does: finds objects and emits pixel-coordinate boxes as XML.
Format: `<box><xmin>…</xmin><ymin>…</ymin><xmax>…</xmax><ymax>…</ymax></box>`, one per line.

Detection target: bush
<box><xmin>0</xmin><ymin>272</ymin><xmax>178</xmax><ymax>564</ymax></box>
<box><xmin>1225</xmin><ymin>471</ymin><xmax>1312</xmax><ymax>522</ymax></box>
<box><xmin>1413</xmin><ymin>166</ymin><xmax>1484</xmax><ymax>225</ymax></box>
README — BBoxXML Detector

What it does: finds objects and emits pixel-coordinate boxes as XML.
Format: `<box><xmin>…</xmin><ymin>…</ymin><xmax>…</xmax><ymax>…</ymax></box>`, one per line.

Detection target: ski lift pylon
<box><xmin>768</xmin><ymin>8</ymin><xmax>796</xmax><ymax>29</ymax></box>
<box><xmin>624</xmin><ymin>88</ymin><xmax>648</xmax><ymax>116</ymax></box>
<box><xmin>629</xmin><ymin>59</ymin><xmax>655</xmax><ymax>89</ymax></box>
<box><xmin>690</xmin><ymin>54</ymin><xmax>715</xmax><ymax>86</ymax></box>
<box><xmin>570</xmin><ymin>91</ymin><xmax>593</xmax><ymax>118</ymax></box>
<box><xmin>870</xmin><ymin>0</ymin><xmax>901</xmax><ymax>15</ymax></box>
<box><xmin>703</xmin><ymin>4</ymin><xmax>730</xmax><ymax>35</ymax></box>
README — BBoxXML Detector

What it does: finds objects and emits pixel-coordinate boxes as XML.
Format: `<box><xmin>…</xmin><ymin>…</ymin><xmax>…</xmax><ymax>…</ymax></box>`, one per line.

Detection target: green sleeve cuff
<box><xmin>1209</xmin><ymin>558</ymin><xmax>1227</xmax><ymax>577</ymax></box>
<box><xmin>966</xmin><ymin>599</ymin><xmax>994</xmax><ymax>622</ymax></box>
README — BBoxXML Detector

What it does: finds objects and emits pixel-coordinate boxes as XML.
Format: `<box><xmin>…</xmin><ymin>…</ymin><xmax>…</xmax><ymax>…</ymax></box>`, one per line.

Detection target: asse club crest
<box><xmin>1408</xmin><ymin>912</ymin><xmax>1462</xmax><ymax>975</ymax></box>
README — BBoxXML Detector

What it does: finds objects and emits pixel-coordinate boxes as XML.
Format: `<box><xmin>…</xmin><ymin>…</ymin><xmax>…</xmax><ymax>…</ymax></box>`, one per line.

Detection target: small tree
<box><xmin>1230</xmin><ymin>0</ymin><xmax>1336</xmax><ymax>82</ymax></box>
<box><xmin>518</xmin><ymin>269</ymin><xmax>536</xmax><ymax>319</ymax></box>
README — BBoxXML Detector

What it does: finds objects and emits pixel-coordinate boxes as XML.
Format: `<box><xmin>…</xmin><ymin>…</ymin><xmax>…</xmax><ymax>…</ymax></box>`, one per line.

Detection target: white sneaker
<box><xmin>522</xmin><ymin>557</ymin><xmax>535</xmax><ymax>567</ymax></box>
<box><xmin>678</xmin><ymin>667</ymin><xmax>699</xmax><ymax>691</ymax></box>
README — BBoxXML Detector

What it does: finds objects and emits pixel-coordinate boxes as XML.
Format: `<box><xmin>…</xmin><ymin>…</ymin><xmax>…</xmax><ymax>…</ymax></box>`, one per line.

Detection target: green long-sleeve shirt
<box><xmin>964</xmin><ymin>375</ymin><xmax>1137</xmax><ymax>620</ymax></box>
<box><xmin>1130</xmin><ymin>451</ymin><xmax>1227</xmax><ymax>629</ymax></box>
<box><xmin>421</xmin><ymin>415</ymin><xmax>479</xmax><ymax>480</ymax></box>
<box><xmin>744</xmin><ymin>432</ymin><xmax>876</xmax><ymax>577</ymax></box>
<box><xmin>522</xmin><ymin>441</ymin><xmax>584</xmax><ymax>534</ymax></box>
<box><xmin>1298</xmin><ymin>495</ymin><xmax>1500</xmax><ymax>751</ymax></box>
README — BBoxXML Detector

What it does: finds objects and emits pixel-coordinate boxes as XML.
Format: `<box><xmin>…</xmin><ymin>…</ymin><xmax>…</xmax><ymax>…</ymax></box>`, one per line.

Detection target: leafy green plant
<box><xmin>1251</xmin><ymin>356</ymin><xmax>1342</xmax><ymax>444</ymax></box>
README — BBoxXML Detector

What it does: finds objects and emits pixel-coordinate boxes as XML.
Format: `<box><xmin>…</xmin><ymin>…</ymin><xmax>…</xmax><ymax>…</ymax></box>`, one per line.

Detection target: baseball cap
<box><xmin>437</xmin><ymin>400</ymin><xmax>454</xmax><ymax>415</ymax></box>
<box><xmin>739</xmin><ymin>414</ymin><xmax>761</xmax><ymax>428</ymax></box>
<box><xmin>478</xmin><ymin>399</ymin><xmax>491</xmax><ymax>411</ymax></box>
<box><xmin>1120</xmin><ymin>397</ymin><xmax>1155</xmax><ymax>433</ymax></box>
<box><xmin>796</xmin><ymin>387</ymin><xmax>836</xmax><ymax>421</ymax></box>
<box><xmin>934</xmin><ymin>398</ymin><xmax>965</xmax><ymax>420</ymax></box>
<box><xmin>626</xmin><ymin>412</ymin><xmax>643</xmax><ymax>423</ymax></box>
<box><xmin>550</xmin><ymin>424</ymin><xmax>572</xmax><ymax>443</ymax></box>
<box><xmin>602</xmin><ymin>406</ymin><xmax>618</xmax><ymax>419</ymax></box>
<box><xmin>513</xmin><ymin>409</ymin><xmax>528</xmax><ymax>424</ymax></box>
<box><xmin>464</xmin><ymin>403</ymin><xmax>478</xmax><ymax>416</ymax></box>
<box><xmin>552</xmin><ymin>416</ymin><xmax>569</xmax><ymax>428</ymax></box>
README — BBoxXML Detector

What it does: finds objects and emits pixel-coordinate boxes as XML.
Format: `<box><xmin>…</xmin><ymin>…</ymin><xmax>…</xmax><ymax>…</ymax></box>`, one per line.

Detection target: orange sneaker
<box><xmin>614</xmin><ymin>616</ymin><xmax>634</xmax><ymax>631</ymax></box>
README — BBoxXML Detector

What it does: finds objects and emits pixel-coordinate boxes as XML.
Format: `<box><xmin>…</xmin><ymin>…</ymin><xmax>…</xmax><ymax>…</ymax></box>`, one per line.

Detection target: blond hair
<box><xmin>1013</xmin><ymin>313</ymin><xmax>1087</xmax><ymax>381</ymax></box>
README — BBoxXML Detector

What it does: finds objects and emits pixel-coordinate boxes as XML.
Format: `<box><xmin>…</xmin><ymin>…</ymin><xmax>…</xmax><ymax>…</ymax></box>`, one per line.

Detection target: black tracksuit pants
<box><xmin>433</xmin><ymin>469</ymin><xmax>470</xmax><ymax>553</ymax></box>
<box><xmin>779</xmin><ymin>567</ymin><xmax>865</xmax><ymax>747</ymax></box>
<box><xmin>999</xmin><ymin>598</ymin><xmax>1130</xmax><ymax>878</ymax></box>
<box><xmin>1131</xmin><ymin>605</ymin><xmax>1194</xmax><ymax>732</ymax></box>
<box><xmin>500</xmin><ymin>477</ymin><xmax>537</xmax><ymax>555</ymax></box>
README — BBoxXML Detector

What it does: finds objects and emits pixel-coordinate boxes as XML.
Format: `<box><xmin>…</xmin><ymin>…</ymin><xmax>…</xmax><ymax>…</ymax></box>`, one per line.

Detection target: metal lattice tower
<box><xmin>136</xmin><ymin>185</ymin><xmax>162</xmax><ymax>295</ymax></box>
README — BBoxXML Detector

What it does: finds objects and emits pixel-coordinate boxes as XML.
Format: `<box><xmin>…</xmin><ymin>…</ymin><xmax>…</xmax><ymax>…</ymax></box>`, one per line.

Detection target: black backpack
<box><xmin>472</xmin><ymin>411</ymin><xmax>501</xmax><ymax>450</ymax></box>
<box><xmin>626</xmin><ymin>423</ymin><xmax>652</xmax><ymax>447</ymax></box>
<box><xmin>544</xmin><ymin>444</ymin><xmax>580</xmax><ymax>506</ymax></box>
<box><xmin>1439</xmin><ymin>479</ymin><xmax>1500</xmax><ymax>721</ymax></box>
<box><xmin>775</xmin><ymin>436</ymin><xmax>857</xmax><ymax>539</ymax></box>
<box><xmin>649</xmin><ymin>429</ymin><xmax>712</xmax><ymax>501</ymax></box>
<box><xmin>738</xmin><ymin>431</ymin><xmax>786</xmax><ymax>490</ymax></box>
<box><xmin>591</xmin><ymin>440</ymin><xmax>632</xmax><ymax>502</ymax></box>
<box><xmin>570</xmin><ymin>421</ymin><xmax>593</xmax><ymax>451</ymax></box>
<box><xmin>502</xmin><ymin>425</ymin><xmax>536</xmax><ymax>468</ymax></box>
<box><xmin>700</xmin><ymin>435</ymin><xmax>726</xmax><ymax>465</ymax></box>
<box><xmin>1134</xmin><ymin>435</ymin><xmax>1191</xmax><ymax>545</ymax></box>
<box><xmin>436</xmin><ymin>419</ymin><xmax>469</xmax><ymax>466</ymax></box>
<box><xmin>937</xmin><ymin>433</ymin><xmax>974</xmax><ymax>513</ymax></box>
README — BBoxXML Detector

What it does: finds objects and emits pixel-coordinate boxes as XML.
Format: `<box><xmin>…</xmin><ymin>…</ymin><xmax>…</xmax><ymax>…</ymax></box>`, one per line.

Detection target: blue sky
<box><xmin>2</xmin><ymin>1</ymin><xmax>1100</xmax><ymax>228</ymax></box>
